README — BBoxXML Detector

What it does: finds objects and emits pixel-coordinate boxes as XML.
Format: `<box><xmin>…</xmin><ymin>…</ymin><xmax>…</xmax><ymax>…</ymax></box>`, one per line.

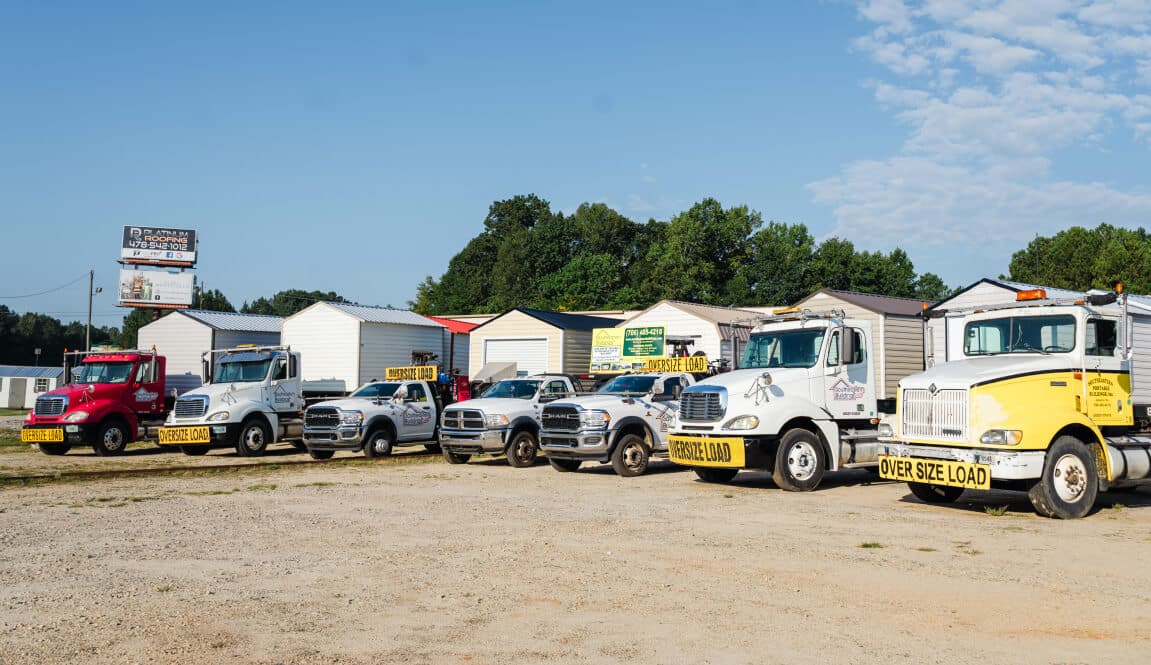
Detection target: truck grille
<box><xmin>901</xmin><ymin>388</ymin><xmax>968</xmax><ymax>442</ymax></box>
<box><xmin>442</xmin><ymin>409</ymin><xmax>485</xmax><ymax>430</ymax></box>
<box><xmin>542</xmin><ymin>406</ymin><xmax>581</xmax><ymax>432</ymax></box>
<box><xmin>173</xmin><ymin>396</ymin><xmax>207</xmax><ymax>419</ymax></box>
<box><xmin>305</xmin><ymin>407</ymin><xmax>340</xmax><ymax>428</ymax></box>
<box><xmin>680</xmin><ymin>390</ymin><xmax>725</xmax><ymax>422</ymax></box>
<box><xmin>34</xmin><ymin>396</ymin><xmax>67</xmax><ymax>416</ymax></box>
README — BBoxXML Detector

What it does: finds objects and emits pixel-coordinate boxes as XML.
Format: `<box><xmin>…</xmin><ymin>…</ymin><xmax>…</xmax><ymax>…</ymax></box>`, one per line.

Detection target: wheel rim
<box><xmin>1052</xmin><ymin>453</ymin><xmax>1088</xmax><ymax>503</ymax></box>
<box><xmin>622</xmin><ymin>442</ymin><xmax>645</xmax><ymax>471</ymax></box>
<box><xmin>244</xmin><ymin>426</ymin><xmax>265</xmax><ymax>451</ymax></box>
<box><xmin>786</xmin><ymin>441</ymin><xmax>818</xmax><ymax>482</ymax></box>
<box><xmin>104</xmin><ymin>427</ymin><xmax>124</xmax><ymax>451</ymax></box>
<box><xmin>514</xmin><ymin>437</ymin><xmax>534</xmax><ymax>462</ymax></box>
<box><xmin>372</xmin><ymin>435</ymin><xmax>389</xmax><ymax>454</ymax></box>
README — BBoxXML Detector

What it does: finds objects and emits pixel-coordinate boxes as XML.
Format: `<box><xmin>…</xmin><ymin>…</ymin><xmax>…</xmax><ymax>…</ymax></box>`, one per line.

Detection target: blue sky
<box><xmin>2</xmin><ymin>0</ymin><xmax>1149</xmax><ymax>330</ymax></box>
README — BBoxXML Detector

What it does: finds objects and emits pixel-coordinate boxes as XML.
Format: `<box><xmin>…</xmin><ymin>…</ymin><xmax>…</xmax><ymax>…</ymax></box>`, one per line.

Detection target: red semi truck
<box><xmin>20</xmin><ymin>349</ymin><xmax>201</xmax><ymax>456</ymax></box>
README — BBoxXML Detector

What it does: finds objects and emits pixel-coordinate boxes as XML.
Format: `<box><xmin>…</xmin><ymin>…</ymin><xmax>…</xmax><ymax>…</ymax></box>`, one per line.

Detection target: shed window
<box><xmin>34</xmin><ymin>378</ymin><xmax>49</xmax><ymax>393</ymax></box>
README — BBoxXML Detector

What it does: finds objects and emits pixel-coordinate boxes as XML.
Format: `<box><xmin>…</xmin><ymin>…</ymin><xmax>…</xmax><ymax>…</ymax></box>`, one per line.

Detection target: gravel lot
<box><xmin>2</xmin><ymin>446</ymin><xmax>1151</xmax><ymax>664</ymax></box>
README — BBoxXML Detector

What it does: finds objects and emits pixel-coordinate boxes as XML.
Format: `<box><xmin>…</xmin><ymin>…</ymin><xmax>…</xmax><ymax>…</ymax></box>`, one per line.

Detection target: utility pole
<box><xmin>85</xmin><ymin>269</ymin><xmax>102</xmax><ymax>351</ymax></box>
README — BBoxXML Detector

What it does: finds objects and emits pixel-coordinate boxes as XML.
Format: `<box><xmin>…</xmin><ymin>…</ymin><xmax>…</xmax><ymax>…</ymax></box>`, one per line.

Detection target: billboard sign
<box><xmin>118</xmin><ymin>269</ymin><xmax>195</xmax><ymax>309</ymax></box>
<box><xmin>589</xmin><ymin>326</ymin><xmax>666</xmax><ymax>373</ymax></box>
<box><xmin>121</xmin><ymin>226</ymin><xmax>198</xmax><ymax>265</ymax></box>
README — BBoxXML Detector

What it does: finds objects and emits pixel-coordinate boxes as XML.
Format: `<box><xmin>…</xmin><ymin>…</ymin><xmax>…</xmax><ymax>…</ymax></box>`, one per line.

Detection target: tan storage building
<box><xmin>617</xmin><ymin>300</ymin><xmax>765</xmax><ymax>368</ymax></box>
<box><xmin>468</xmin><ymin>308</ymin><xmax>623</xmax><ymax>381</ymax></box>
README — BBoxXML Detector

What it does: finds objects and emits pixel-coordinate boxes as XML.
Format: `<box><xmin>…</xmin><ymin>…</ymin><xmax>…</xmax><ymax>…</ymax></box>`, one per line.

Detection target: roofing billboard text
<box><xmin>121</xmin><ymin>226</ymin><xmax>198</xmax><ymax>265</ymax></box>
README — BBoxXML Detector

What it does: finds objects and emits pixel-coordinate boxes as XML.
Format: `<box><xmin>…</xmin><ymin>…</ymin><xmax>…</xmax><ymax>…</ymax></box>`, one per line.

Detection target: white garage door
<box><xmin>484</xmin><ymin>338</ymin><xmax>549</xmax><ymax>376</ymax></box>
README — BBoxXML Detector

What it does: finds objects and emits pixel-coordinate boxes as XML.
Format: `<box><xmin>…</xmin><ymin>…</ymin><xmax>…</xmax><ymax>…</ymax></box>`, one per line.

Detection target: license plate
<box><xmin>878</xmin><ymin>455</ymin><xmax>990</xmax><ymax>490</ymax></box>
<box><xmin>158</xmin><ymin>426</ymin><xmax>211</xmax><ymax>445</ymax></box>
<box><xmin>21</xmin><ymin>427</ymin><xmax>64</xmax><ymax>443</ymax></box>
<box><xmin>668</xmin><ymin>435</ymin><xmax>746</xmax><ymax>468</ymax></box>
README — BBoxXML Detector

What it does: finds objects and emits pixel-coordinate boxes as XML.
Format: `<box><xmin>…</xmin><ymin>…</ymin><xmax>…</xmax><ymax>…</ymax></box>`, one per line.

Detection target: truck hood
<box><xmin>548</xmin><ymin>394</ymin><xmax>652</xmax><ymax>410</ymax></box>
<box><xmin>689</xmin><ymin>367</ymin><xmax>812</xmax><ymax>395</ymax></box>
<box><xmin>182</xmin><ymin>381</ymin><xmax>272</xmax><ymax>406</ymax></box>
<box><xmin>310</xmin><ymin>396</ymin><xmax>399</xmax><ymax>411</ymax></box>
<box><xmin>901</xmin><ymin>355</ymin><xmax>1077</xmax><ymax>391</ymax></box>
<box><xmin>444</xmin><ymin>397</ymin><xmax>535</xmax><ymax>416</ymax></box>
<box><xmin>39</xmin><ymin>382</ymin><xmax>141</xmax><ymax>405</ymax></box>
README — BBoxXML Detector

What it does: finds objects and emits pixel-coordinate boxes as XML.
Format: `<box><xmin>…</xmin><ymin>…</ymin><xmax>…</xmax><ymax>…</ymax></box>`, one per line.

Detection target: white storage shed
<box><xmin>282</xmin><ymin>302</ymin><xmax>447</xmax><ymax>389</ymax></box>
<box><xmin>0</xmin><ymin>366</ymin><xmax>65</xmax><ymax>409</ymax></box>
<box><xmin>137</xmin><ymin>310</ymin><xmax>284</xmax><ymax>376</ymax></box>
<box><xmin>468</xmin><ymin>308</ymin><xmax>624</xmax><ymax>380</ymax></box>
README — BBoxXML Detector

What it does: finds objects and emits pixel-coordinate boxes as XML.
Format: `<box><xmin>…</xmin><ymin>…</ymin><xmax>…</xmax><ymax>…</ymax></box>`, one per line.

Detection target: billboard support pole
<box><xmin>86</xmin><ymin>269</ymin><xmax>94</xmax><ymax>351</ymax></box>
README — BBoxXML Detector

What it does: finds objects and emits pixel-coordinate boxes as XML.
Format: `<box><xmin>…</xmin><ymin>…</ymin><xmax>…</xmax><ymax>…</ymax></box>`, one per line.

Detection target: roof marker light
<box><xmin>1016</xmin><ymin>289</ymin><xmax>1047</xmax><ymax>301</ymax></box>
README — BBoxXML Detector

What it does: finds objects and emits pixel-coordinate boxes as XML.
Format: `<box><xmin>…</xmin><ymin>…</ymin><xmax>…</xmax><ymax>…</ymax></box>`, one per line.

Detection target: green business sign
<box><xmin>622</xmin><ymin>326</ymin><xmax>665</xmax><ymax>358</ymax></box>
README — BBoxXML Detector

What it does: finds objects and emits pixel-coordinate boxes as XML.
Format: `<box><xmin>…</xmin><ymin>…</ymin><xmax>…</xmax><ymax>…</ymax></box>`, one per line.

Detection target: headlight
<box><xmin>877</xmin><ymin>423</ymin><xmax>894</xmax><ymax>438</ymax></box>
<box><xmin>723</xmin><ymin>415</ymin><xmax>759</xmax><ymax>430</ymax></box>
<box><xmin>63</xmin><ymin>411</ymin><xmax>91</xmax><ymax>422</ymax></box>
<box><xmin>580</xmin><ymin>410</ymin><xmax>611</xmax><ymax>429</ymax></box>
<box><xmin>340</xmin><ymin>410</ymin><xmax>364</xmax><ymax>425</ymax></box>
<box><xmin>207</xmin><ymin>411</ymin><xmax>231</xmax><ymax>422</ymax></box>
<box><xmin>980</xmin><ymin>429</ymin><xmax>1022</xmax><ymax>445</ymax></box>
<box><xmin>485</xmin><ymin>414</ymin><xmax>509</xmax><ymax>428</ymax></box>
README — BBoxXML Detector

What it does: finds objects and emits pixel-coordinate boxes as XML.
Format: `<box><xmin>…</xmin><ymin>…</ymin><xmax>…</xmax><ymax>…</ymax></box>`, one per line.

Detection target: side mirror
<box><xmin>841</xmin><ymin>329</ymin><xmax>857</xmax><ymax>365</ymax></box>
<box><xmin>652</xmin><ymin>379</ymin><xmax>666</xmax><ymax>395</ymax></box>
<box><xmin>393</xmin><ymin>386</ymin><xmax>409</xmax><ymax>401</ymax></box>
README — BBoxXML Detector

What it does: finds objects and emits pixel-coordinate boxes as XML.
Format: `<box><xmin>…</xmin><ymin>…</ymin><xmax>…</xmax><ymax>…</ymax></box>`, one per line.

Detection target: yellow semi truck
<box><xmin>879</xmin><ymin>286</ymin><xmax>1151</xmax><ymax>518</ymax></box>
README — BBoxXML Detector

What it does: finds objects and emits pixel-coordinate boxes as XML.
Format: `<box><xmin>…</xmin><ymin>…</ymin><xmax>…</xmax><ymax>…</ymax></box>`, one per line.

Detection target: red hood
<box><xmin>44</xmin><ymin>382</ymin><xmax>132</xmax><ymax>404</ymax></box>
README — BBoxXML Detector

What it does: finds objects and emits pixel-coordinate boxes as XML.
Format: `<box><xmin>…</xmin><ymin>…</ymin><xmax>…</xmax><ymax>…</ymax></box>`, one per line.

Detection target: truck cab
<box><xmin>439</xmin><ymin>375</ymin><xmax>579</xmax><ymax>467</ymax></box>
<box><xmin>159</xmin><ymin>346</ymin><xmax>306</xmax><ymax>456</ymax></box>
<box><xmin>302</xmin><ymin>378</ymin><xmax>442</xmax><ymax>459</ymax></box>
<box><xmin>668</xmin><ymin>310</ymin><xmax>893</xmax><ymax>490</ymax></box>
<box><xmin>21</xmin><ymin>349</ymin><xmax>197</xmax><ymax>456</ymax></box>
<box><xmin>540</xmin><ymin>372</ymin><xmax>694</xmax><ymax>476</ymax></box>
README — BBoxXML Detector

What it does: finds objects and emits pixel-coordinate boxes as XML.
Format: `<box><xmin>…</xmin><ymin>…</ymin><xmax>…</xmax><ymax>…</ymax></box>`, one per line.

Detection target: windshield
<box><xmin>215</xmin><ymin>359</ymin><xmax>272</xmax><ymax>383</ymax></box>
<box><xmin>482</xmin><ymin>380</ymin><xmax>541</xmax><ymax>399</ymax></box>
<box><xmin>76</xmin><ymin>362</ymin><xmax>135</xmax><ymax>384</ymax></box>
<box><xmin>598</xmin><ymin>375</ymin><xmax>657</xmax><ymax>394</ymax></box>
<box><xmin>740</xmin><ymin>328</ymin><xmax>827</xmax><ymax>369</ymax></box>
<box><xmin>964</xmin><ymin>315</ymin><xmax>1076</xmax><ymax>355</ymax></box>
<box><xmin>351</xmin><ymin>383</ymin><xmax>401</xmax><ymax>398</ymax></box>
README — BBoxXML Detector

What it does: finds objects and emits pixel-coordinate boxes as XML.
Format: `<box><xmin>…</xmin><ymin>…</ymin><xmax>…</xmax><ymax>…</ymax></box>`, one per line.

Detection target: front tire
<box><xmin>93</xmin><ymin>420</ymin><xmax>130</xmax><ymax>456</ymax></box>
<box><xmin>235</xmin><ymin>418</ymin><xmax>271</xmax><ymax>457</ymax></box>
<box><xmin>772</xmin><ymin>428</ymin><xmax>826</xmax><ymax>491</ymax></box>
<box><xmin>611</xmin><ymin>434</ymin><xmax>650</xmax><ymax>477</ymax></box>
<box><xmin>442</xmin><ymin>448</ymin><xmax>471</xmax><ymax>465</ymax></box>
<box><xmin>1028</xmin><ymin>435</ymin><xmax>1098</xmax><ymax>519</ymax></box>
<box><xmin>694</xmin><ymin>467</ymin><xmax>738</xmax><ymax>483</ymax></box>
<box><xmin>180</xmin><ymin>445</ymin><xmax>210</xmax><ymax>456</ymax></box>
<box><xmin>37</xmin><ymin>442</ymin><xmax>71</xmax><ymax>455</ymax></box>
<box><xmin>363</xmin><ymin>429</ymin><xmax>394</xmax><ymax>458</ymax></box>
<box><xmin>908</xmin><ymin>482</ymin><xmax>964</xmax><ymax>504</ymax></box>
<box><xmin>548</xmin><ymin>458</ymin><xmax>582</xmax><ymax>472</ymax></box>
<box><xmin>506</xmin><ymin>430</ymin><xmax>538</xmax><ymax>468</ymax></box>
<box><xmin>308</xmin><ymin>449</ymin><xmax>335</xmax><ymax>460</ymax></box>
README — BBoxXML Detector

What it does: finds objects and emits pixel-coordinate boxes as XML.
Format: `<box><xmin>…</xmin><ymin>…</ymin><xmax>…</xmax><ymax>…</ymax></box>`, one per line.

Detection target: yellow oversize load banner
<box><xmin>22</xmin><ymin>427</ymin><xmax>64</xmax><ymax>443</ymax></box>
<box><xmin>643</xmin><ymin>356</ymin><xmax>708</xmax><ymax>373</ymax></box>
<box><xmin>158</xmin><ymin>426</ymin><xmax>210</xmax><ymax>445</ymax></box>
<box><xmin>385</xmin><ymin>366</ymin><xmax>438</xmax><ymax>381</ymax></box>
<box><xmin>668</xmin><ymin>435</ymin><xmax>745</xmax><ymax>468</ymax></box>
<box><xmin>878</xmin><ymin>455</ymin><xmax>991</xmax><ymax>490</ymax></box>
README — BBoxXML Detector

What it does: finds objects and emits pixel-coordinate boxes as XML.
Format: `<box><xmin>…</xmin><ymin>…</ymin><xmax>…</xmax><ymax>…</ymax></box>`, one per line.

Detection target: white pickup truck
<box><xmin>539</xmin><ymin>372</ymin><xmax>694</xmax><ymax>476</ymax></box>
<box><xmin>438</xmin><ymin>375</ymin><xmax>581</xmax><ymax>466</ymax></box>
<box><xmin>301</xmin><ymin>379</ymin><xmax>442</xmax><ymax>459</ymax></box>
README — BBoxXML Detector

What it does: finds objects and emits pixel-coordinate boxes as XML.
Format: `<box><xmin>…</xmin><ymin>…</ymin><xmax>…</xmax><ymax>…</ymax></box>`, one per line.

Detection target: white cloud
<box><xmin>812</xmin><ymin>1</ymin><xmax>1151</xmax><ymax>272</ymax></box>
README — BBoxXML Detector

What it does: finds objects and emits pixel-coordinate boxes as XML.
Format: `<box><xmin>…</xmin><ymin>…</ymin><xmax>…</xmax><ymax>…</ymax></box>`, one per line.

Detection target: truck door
<box><xmin>400</xmin><ymin>382</ymin><xmax>437</xmax><ymax>440</ymax></box>
<box><xmin>1084</xmin><ymin>317</ymin><xmax>1129</xmax><ymax>426</ymax></box>
<box><xmin>823</xmin><ymin>327</ymin><xmax>871</xmax><ymax>419</ymax></box>
<box><xmin>130</xmin><ymin>359</ymin><xmax>165</xmax><ymax>416</ymax></box>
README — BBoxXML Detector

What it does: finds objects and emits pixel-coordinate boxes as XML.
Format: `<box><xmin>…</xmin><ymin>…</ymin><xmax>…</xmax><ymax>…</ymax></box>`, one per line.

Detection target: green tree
<box><xmin>192</xmin><ymin>286</ymin><xmax>235</xmax><ymax>312</ymax></box>
<box><xmin>1008</xmin><ymin>224</ymin><xmax>1151</xmax><ymax>293</ymax></box>
<box><xmin>241</xmin><ymin>289</ymin><xmax>350</xmax><ymax>317</ymax></box>
<box><xmin>734</xmin><ymin>222</ymin><xmax>815</xmax><ymax>306</ymax></box>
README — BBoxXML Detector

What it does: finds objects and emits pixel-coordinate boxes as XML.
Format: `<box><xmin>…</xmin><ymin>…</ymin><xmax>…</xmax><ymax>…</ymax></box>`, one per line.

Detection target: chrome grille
<box><xmin>305</xmin><ymin>407</ymin><xmax>340</xmax><ymax>428</ymax></box>
<box><xmin>34</xmin><ymin>396</ymin><xmax>67</xmax><ymax>417</ymax></box>
<box><xmin>680</xmin><ymin>390</ymin><xmax>724</xmax><ymax>422</ymax></box>
<box><xmin>901</xmin><ymin>388</ymin><xmax>968</xmax><ymax>442</ymax></box>
<box><xmin>542</xmin><ymin>406</ymin><xmax>580</xmax><ymax>431</ymax></box>
<box><xmin>173</xmin><ymin>396</ymin><xmax>207</xmax><ymax>419</ymax></box>
<box><xmin>442</xmin><ymin>409</ymin><xmax>485</xmax><ymax>430</ymax></box>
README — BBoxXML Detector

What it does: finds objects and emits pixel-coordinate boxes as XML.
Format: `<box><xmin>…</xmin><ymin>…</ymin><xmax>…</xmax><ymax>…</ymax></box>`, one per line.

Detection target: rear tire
<box><xmin>506</xmin><ymin>430</ymin><xmax>539</xmax><ymax>468</ymax></box>
<box><xmin>694</xmin><ymin>467</ymin><xmax>738</xmax><ymax>484</ymax></box>
<box><xmin>908</xmin><ymin>482</ymin><xmax>964</xmax><ymax>504</ymax></box>
<box><xmin>308</xmin><ymin>449</ymin><xmax>335</xmax><ymax>460</ymax></box>
<box><xmin>37</xmin><ymin>442</ymin><xmax>71</xmax><ymax>455</ymax></box>
<box><xmin>180</xmin><ymin>445</ymin><xmax>210</xmax><ymax>456</ymax></box>
<box><xmin>442</xmin><ymin>448</ymin><xmax>471</xmax><ymax>465</ymax></box>
<box><xmin>611</xmin><ymin>434</ymin><xmax>650</xmax><ymax>477</ymax></box>
<box><xmin>548</xmin><ymin>458</ymin><xmax>582</xmax><ymax>472</ymax></box>
<box><xmin>772</xmin><ymin>428</ymin><xmax>825</xmax><ymax>491</ymax></box>
<box><xmin>1028</xmin><ymin>436</ymin><xmax>1098</xmax><ymax>519</ymax></box>
<box><xmin>235</xmin><ymin>418</ymin><xmax>271</xmax><ymax>457</ymax></box>
<box><xmin>93</xmin><ymin>420</ymin><xmax>130</xmax><ymax>457</ymax></box>
<box><xmin>363</xmin><ymin>429</ymin><xmax>394</xmax><ymax>458</ymax></box>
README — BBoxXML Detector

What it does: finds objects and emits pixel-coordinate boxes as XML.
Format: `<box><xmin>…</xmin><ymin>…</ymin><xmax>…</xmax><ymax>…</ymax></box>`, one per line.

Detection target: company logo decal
<box><xmin>133</xmin><ymin>388</ymin><xmax>159</xmax><ymax>403</ymax></box>
<box><xmin>829</xmin><ymin>379</ymin><xmax>866</xmax><ymax>401</ymax></box>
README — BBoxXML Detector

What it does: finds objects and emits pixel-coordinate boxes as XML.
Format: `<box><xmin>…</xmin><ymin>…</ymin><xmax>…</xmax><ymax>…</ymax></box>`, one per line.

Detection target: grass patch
<box><xmin>858</xmin><ymin>542</ymin><xmax>885</xmax><ymax>549</ymax></box>
<box><xmin>984</xmin><ymin>504</ymin><xmax>1010</xmax><ymax>517</ymax></box>
<box><xmin>1111</xmin><ymin>503</ymin><xmax>1127</xmax><ymax>511</ymax></box>
<box><xmin>723</xmin><ymin>493</ymin><xmax>734</xmax><ymax>498</ymax></box>
<box><xmin>914</xmin><ymin>546</ymin><xmax>937</xmax><ymax>552</ymax></box>
<box><xmin>0</xmin><ymin>409</ymin><xmax>28</xmax><ymax>417</ymax></box>
<box><xmin>155</xmin><ymin>585</ymin><xmax>174</xmax><ymax>593</ymax></box>
<box><xmin>244</xmin><ymin>483</ymin><xmax>277</xmax><ymax>492</ymax></box>
<box><xmin>293</xmin><ymin>481</ymin><xmax>338</xmax><ymax>488</ymax></box>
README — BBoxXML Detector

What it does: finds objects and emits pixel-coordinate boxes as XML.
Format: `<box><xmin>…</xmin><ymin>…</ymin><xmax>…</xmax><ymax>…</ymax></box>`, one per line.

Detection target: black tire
<box><xmin>1028</xmin><ymin>435</ymin><xmax>1098</xmax><ymax>519</ymax></box>
<box><xmin>908</xmin><ymin>482</ymin><xmax>964</xmax><ymax>504</ymax></box>
<box><xmin>694</xmin><ymin>467</ymin><xmax>738</xmax><ymax>483</ymax></box>
<box><xmin>424</xmin><ymin>443</ymin><xmax>442</xmax><ymax>453</ymax></box>
<box><xmin>180</xmin><ymin>445</ymin><xmax>211</xmax><ymax>456</ymax></box>
<box><xmin>37</xmin><ymin>442</ymin><xmax>71</xmax><ymax>456</ymax></box>
<box><xmin>93</xmin><ymin>420</ymin><xmax>130</xmax><ymax>456</ymax></box>
<box><xmin>363</xmin><ymin>429</ymin><xmax>394</xmax><ymax>458</ymax></box>
<box><xmin>235</xmin><ymin>418</ymin><xmax>271</xmax><ymax>457</ymax></box>
<box><xmin>308</xmin><ymin>449</ymin><xmax>335</xmax><ymax>460</ymax></box>
<box><xmin>548</xmin><ymin>458</ymin><xmax>582</xmax><ymax>472</ymax></box>
<box><xmin>506</xmin><ymin>430</ymin><xmax>538</xmax><ymax>468</ymax></box>
<box><xmin>611</xmin><ymin>434</ymin><xmax>650</xmax><ymax>477</ymax></box>
<box><xmin>772</xmin><ymin>429</ymin><xmax>826</xmax><ymax>491</ymax></box>
<box><xmin>442</xmin><ymin>448</ymin><xmax>471</xmax><ymax>465</ymax></box>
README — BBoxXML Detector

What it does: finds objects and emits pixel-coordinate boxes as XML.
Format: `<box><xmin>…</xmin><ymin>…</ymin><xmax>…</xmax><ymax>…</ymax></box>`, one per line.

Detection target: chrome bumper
<box><xmin>440</xmin><ymin>428</ymin><xmax>506</xmax><ymax>453</ymax></box>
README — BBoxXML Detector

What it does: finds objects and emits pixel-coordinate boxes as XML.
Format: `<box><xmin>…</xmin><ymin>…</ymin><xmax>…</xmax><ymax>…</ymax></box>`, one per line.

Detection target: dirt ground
<box><xmin>2</xmin><ymin>440</ymin><xmax>1151</xmax><ymax>664</ymax></box>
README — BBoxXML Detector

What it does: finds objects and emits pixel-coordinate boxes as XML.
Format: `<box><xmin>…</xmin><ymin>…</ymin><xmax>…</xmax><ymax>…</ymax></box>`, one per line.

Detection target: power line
<box><xmin>0</xmin><ymin>274</ymin><xmax>88</xmax><ymax>299</ymax></box>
